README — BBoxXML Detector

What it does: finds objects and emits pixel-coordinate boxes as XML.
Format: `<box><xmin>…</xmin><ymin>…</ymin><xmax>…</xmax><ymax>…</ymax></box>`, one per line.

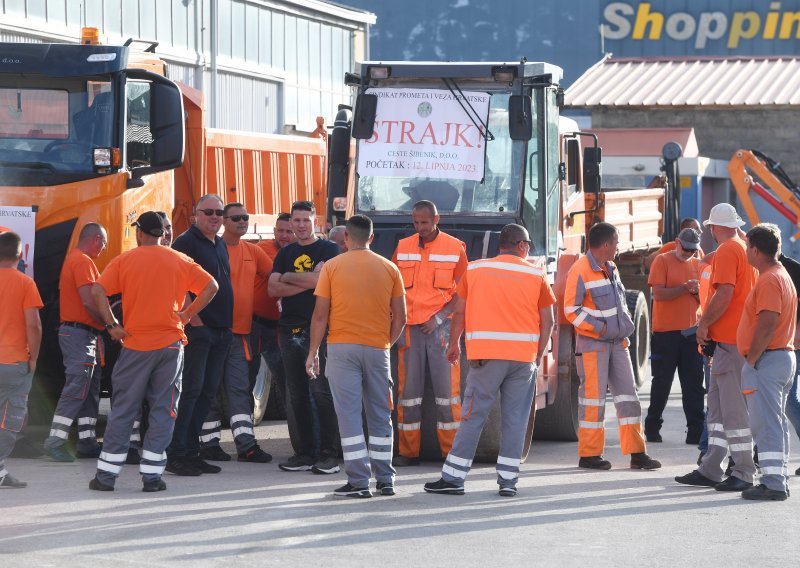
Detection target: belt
<box><xmin>61</xmin><ymin>321</ymin><xmax>99</xmax><ymax>334</ymax></box>
<box><xmin>253</xmin><ymin>315</ymin><xmax>278</xmax><ymax>328</ymax></box>
<box><xmin>765</xmin><ymin>348</ymin><xmax>793</xmax><ymax>352</ymax></box>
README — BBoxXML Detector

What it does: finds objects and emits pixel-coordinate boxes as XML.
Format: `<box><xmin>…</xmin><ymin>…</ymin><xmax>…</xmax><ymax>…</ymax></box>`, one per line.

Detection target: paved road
<box><xmin>3</xmin><ymin>383</ymin><xmax>799</xmax><ymax>567</ymax></box>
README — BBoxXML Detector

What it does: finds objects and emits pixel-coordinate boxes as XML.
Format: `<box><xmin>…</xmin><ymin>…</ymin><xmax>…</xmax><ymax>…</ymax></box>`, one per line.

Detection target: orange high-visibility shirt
<box><xmin>59</xmin><ymin>248</ymin><xmax>102</xmax><ymax>329</ymax></box>
<box><xmin>229</xmin><ymin>240</ymin><xmax>272</xmax><ymax>334</ymax></box>
<box><xmin>457</xmin><ymin>255</ymin><xmax>556</xmax><ymax>362</ymax></box>
<box><xmin>737</xmin><ymin>264</ymin><xmax>797</xmax><ymax>357</ymax></box>
<box><xmin>392</xmin><ymin>230</ymin><xmax>467</xmax><ymax>325</ymax></box>
<box><xmin>698</xmin><ymin>259</ymin><xmax>713</xmax><ymax>311</ymax></box>
<box><xmin>709</xmin><ymin>237</ymin><xmax>757</xmax><ymax>344</ymax></box>
<box><xmin>648</xmin><ymin>252</ymin><xmax>701</xmax><ymax>332</ymax></box>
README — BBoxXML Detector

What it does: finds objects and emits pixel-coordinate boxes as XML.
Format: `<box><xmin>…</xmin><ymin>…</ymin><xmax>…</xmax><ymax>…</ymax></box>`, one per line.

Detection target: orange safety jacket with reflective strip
<box><xmin>462</xmin><ymin>255</ymin><xmax>553</xmax><ymax>363</ymax></box>
<box><xmin>564</xmin><ymin>252</ymin><xmax>634</xmax><ymax>342</ymax></box>
<box><xmin>394</xmin><ymin>230</ymin><xmax>467</xmax><ymax>326</ymax></box>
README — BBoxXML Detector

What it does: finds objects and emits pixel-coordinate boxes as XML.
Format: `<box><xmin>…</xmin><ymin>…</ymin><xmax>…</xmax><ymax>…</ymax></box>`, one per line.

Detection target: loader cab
<box><xmin>340</xmin><ymin>61</ymin><xmax>564</xmax><ymax>263</ymax></box>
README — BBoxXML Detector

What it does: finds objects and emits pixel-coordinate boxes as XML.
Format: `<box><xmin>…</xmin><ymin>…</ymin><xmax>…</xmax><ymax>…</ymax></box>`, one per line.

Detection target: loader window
<box><xmin>125</xmin><ymin>81</ymin><xmax>154</xmax><ymax>168</ymax></box>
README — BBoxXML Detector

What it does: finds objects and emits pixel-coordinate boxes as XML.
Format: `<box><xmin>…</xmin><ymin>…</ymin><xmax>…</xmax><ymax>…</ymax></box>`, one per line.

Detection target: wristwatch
<box><xmin>434</xmin><ymin>314</ymin><xmax>443</xmax><ymax>326</ymax></box>
<box><xmin>105</xmin><ymin>322</ymin><xmax>119</xmax><ymax>330</ymax></box>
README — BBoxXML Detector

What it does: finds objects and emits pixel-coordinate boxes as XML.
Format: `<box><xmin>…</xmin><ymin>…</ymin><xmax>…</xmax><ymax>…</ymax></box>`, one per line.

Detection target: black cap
<box><xmin>132</xmin><ymin>211</ymin><xmax>166</xmax><ymax>237</ymax></box>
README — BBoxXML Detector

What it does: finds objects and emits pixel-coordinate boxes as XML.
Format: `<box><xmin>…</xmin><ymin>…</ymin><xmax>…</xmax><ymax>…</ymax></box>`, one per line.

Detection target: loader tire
<box><xmin>626</xmin><ymin>290</ymin><xmax>650</xmax><ymax>388</ymax></box>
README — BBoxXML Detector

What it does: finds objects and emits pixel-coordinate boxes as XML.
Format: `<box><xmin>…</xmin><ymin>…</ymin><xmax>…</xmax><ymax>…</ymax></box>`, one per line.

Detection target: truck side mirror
<box><xmin>147</xmin><ymin>81</ymin><xmax>184</xmax><ymax>170</ymax></box>
<box><xmin>566</xmin><ymin>138</ymin><xmax>580</xmax><ymax>187</ymax></box>
<box><xmin>351</xmin><ymin>94</ymin><xmax>377</xmax><ymax>140</ymax></box>
<box><xmin>508</xmin><ymin>95</ymin><xmax>532</xmax><ymax>140</ymax></box>
<box><xmin>583</xmin><ymin>146</ymin><xmax>602</xmax><ymax>195</ymax></box>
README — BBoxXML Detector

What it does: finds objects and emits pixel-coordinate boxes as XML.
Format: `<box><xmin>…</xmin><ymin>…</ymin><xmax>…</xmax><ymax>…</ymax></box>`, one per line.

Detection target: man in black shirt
<box><xmin>167</xmin><ymin>194</ymin><xmax>234</xmax><ymax>476</ymax></box>
<box><xmin>269</xmin><ymin>201</ymin><xmax>340</xmax><ymax>474</ymax></box>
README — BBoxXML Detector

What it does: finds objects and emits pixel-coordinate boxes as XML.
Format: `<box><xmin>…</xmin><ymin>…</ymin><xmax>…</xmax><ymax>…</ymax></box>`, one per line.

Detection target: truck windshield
<box><xmin>0</xmin><ymin>75</ymin><xmax>115</xmax><ymax>182</ymax></box>
<box><xmin>356</xmin><ymin>92</ymin><xmax>524</xmax><ymax>215</ymax></box>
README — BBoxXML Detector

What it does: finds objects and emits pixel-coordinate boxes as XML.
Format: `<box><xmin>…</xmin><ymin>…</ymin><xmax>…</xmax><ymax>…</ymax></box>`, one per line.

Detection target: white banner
<box><xmin>357</xmin><ymin>88</ymin><xmax>491</xmax><ymax>181</ymax></box>
<box><xmin>0</xmin><ymin>206</ymin><xmax>37</xmax><ymax>277</ymax></box>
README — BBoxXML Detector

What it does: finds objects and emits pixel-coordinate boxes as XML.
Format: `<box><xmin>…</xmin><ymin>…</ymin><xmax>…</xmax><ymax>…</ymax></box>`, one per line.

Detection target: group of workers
<box><xmin>0</xmin><ymin>199</ymin><xmax>797</xmax><ymax>501</ymax></box>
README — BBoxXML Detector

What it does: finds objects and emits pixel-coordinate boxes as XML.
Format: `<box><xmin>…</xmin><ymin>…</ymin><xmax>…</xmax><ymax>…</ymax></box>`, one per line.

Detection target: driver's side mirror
<box><xmin>583</xmin><ymin>146</ymin><xmax>602</xmax><ymax>195</ymax></box>
<box><xmin>508</xmin><ymin>95</ymin><xmax>532</xmax><ymax>141</ymax></box>
<box><xmin>352</xmin><ymin>94</ymin><xmax>377</xmax><ymax>140</ymax></box>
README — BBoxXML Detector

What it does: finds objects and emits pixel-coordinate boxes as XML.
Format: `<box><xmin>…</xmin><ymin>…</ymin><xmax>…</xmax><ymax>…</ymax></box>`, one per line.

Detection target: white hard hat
<box><xmin>703</xmin><ymin>203</ymin><xmax>745</xmax><ymax>229</ymax></box>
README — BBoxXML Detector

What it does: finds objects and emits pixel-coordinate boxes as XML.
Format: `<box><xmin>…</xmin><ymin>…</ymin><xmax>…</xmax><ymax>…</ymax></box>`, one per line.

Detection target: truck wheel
<box><xmin>252</xmin><ymin>355</ymin><xmax>271</xmax><ymax>426</ymax></box>
<box><xmin>625</xmin><ymin>290</ymin><xmax>650</xmax><ymax>388</ymax></box>
<box><xmin>533</xmin><ymin>328</ymin><xmax>579</xmax><ymax>442</ymax></box>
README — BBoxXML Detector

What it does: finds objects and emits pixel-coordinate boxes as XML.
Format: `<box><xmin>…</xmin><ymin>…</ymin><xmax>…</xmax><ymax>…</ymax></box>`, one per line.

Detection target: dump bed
<box><xmin>586</xmin><ymin>187</ymin><xmax>665</xmax><ymax>254</ymax></box>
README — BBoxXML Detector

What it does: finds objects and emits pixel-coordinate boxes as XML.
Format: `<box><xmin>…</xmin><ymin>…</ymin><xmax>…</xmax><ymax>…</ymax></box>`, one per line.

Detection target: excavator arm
<box><xmin>728</xmin><ymin>149</ymin><xmax>800</xmax><ymax>242</ymax></box>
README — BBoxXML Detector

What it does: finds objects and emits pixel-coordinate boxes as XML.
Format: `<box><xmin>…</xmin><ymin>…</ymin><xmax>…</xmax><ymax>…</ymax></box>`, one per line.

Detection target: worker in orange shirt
<box><xmin>645</xmin><ymin>217</ymin><xmax>704</xmax><ymax>270</ymax></box>
<box><xmin>645</xmin><ymin>227</ymin><xmax>705</xmax><ymax>444</ymax></box>
<box><xmin>392</xmin><ymin>200</ymin><xmax>468</xmax><ymax>466</ymax></box>
<box><xmin>737</xmin><ymin>224</ymin><xmax>796</xmax><ymax>501</ymax></box>
<box><xmin>676</xmin><ymin>203</ymin><xmax>758</xmax><ymax>491</ymax></box>
<box><xmin>424</xmin><ymin>224</ymin><xmax>554</xmax><ymax>496</ymax></box>
<box><xmin>564</xmin><ymin>222</ymin><xmax>661</xmax><ymax>471</ymax></box>
<box><xmin>89</xmin><ymin>212</ymin><xmax>218</xmax><ymax>492</ymax></box>
<box><xmin>43</xmin><ymin>222</ymin><xmax>108</xmax><ymax>462</ymax></box>
<box><xmin>695</xmin><ymin>250</ymin><xmax>716</xmax><ymax>462</ymax></box>
<box><xmin>250</xmin><ymin>213</ymin><xmax>297</xmax><ymax>452</ymax></box>
<box><xmin>200</xmin><ymin>203</ymin><xmax>273</xmax><ymax>463</ymax></box>
<box><xmin>0</xmin><ymin>231</ymin><xmax>43</xmax><ymax>489</ymax></box>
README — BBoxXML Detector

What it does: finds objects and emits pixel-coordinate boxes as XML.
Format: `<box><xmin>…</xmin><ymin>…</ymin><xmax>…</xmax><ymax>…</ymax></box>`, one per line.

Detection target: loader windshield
<box><xmin>356</xmin><ymin>92</ymin><xmax>527</xmax><ymax>215</ymax></box>
<box><xmin>0</xmin><ymin>74</ymin><xmax>115</xmax><ymax>185</ymax></box>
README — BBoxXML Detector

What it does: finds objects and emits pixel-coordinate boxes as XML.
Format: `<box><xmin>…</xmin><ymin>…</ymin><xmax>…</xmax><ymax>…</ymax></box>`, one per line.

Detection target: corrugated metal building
<box><xmin>0</xmin><ymin>0</ymin><xmax>375</xmax><ymax>134</ymax></box>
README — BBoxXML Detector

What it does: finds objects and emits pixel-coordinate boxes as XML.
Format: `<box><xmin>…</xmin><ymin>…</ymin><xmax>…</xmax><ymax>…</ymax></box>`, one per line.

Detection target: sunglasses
<box><xmin>198</xmin><ymin>208</ymin><xmax>224</xmax><ymax>217</ymax></box>
<box><xmin>225</xmin><ymin>214</ymin><xmax>250</xmax><ymax>222</ymax></box>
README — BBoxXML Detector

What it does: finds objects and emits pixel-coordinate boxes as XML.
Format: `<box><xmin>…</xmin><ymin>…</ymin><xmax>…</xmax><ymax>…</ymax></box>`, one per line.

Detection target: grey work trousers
<box><xmin>44</xmin><ymin>325</ymin><xmax>101</xmax><ymax>452</ymax></box>
<box><xmin>200</xmin><ymin>333</ymin><xmax>257</xmax><ymax>454</ymax></box>
<box><xmin>96</xmin><ymin>343</ymin><xmax>183</xmax><ymax>486</ymax></box>
<box><xmin>441</xmin><ymin>360</ymin><xmax>536</xmax><ymax>489</ymax></box>
<box><xmin>0</xmin><ymin>362</ymin><xmax>33</xmax><ymax>479</ymax></box>
<box><xmin>698</xmin><ymin>343</ymin><xmax>756</xmax><ymax>483</ymax></box>
<box><xmin>742</xmin><ymin>350</ymin><xmax>796</xmax><ymax>492</ymax></box>
<box><xmin>326</xmin><ymin>344</ymin><xmax>395</xmax><ymax>488</ymax></box>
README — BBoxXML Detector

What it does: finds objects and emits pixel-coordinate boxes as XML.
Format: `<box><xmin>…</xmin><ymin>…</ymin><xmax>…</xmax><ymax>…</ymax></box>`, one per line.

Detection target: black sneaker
<box><xmin>333</xmin><ymin>483</ymin><xmax>372</xmax><ymax>498</ymax></box>
<box><xmin>796</xmin><ymin>466</ymin><xmax>800</xmax><ymax>476</ymax></box>
<box><xmin>675</xmin><ymin>470</ymin><xmax>718</xmax><ymax>487</ymax></box>
<box><xmin>714</xmin><ymin>476</ymin><xmax>753</xmax><ymax>492</ymax></box>
<box><xmin>76</xmin><ymin>445</ymin><xmax>102</xmax><ymax>459</ymax></box>
<box><xmin>311</xmin><ymin>456</ymin><xmax>340</xmax><ymax>475</ymax></box>
<box><xmin>238</xmin><ymin>446</ymin><xmax>273</xmax><ymax>463</ymax></box>
<box><xmin>376</xmin><ymin>481</ymin><xmax>395</xmax><ymax>496</ymax></box>
<box><xmin>742</xmin><ymin>484</ymin><xmax>788</xmax><ymax>501</ymax></box>
<box><xmin>630</xmin><ymin>452</ymin><xmax>661</xmax><ymax>470</ymax></box>
<box><xmin>126</xmin><ymin>448</ymin><xmax>141</xmax><ymax>465</ymax></box>
<box><xmin>423</xmin><ymin>478</ymin><xmax>465</xmax><ymax>495</ymax></box>
<box><xmin>0</xmin><ymin>474</ymin><xmax>27</xmax><ymax>488</ymax></box>
<box><xmin>189</xmin><ymin>457</ymin><xmax>221</xmax><ymax>474</ymax></box>
<box><xmin>142</xmin><ymin>479</ymin><xmax>167</xmax><ymax>493</ymax></box>
<box><xmin>200</xmin><ymin>445</ymin><xmax>232</xmax><ymax>462</ymax></box>
<box><xmin>44</xmin><ymin>444</ymin><xmax>76</xmax><ymax>463</ymax></box>
<box><xmin>278</xmin><ymin>454</ymin><xmax>315</xmax><ymax>472</ymax></box>
<box><xmin>392</xmin><ymin>455</ymin><xmax>421</xmax><ymax>467</ymax></box>
<box><xmin>498</xmin><ymin>487</ymin><xmax>518</xmax><ymax>497</ymax></box>
<box><xmin>89</xmin><ymin>477</ymin><xmax>114</xmax><ymax>491</ymax></box>
<box><xmin>685</xmin><ymin>430</ymin><xmax>702</xmax><ymax>445</ymax></box>
<box><xmin>165</xmin><ymin>458</ymin><xmax>203</xmax><ymax>477</ymax></box>
<box><xmin>578</xmin><ymin>456</ymin><xmax>612</xmax><ymax>470</ymax></box>
<box><xmin>645</xmin><ymin>431</ymin><xmax>663</xmax><ymax>443</ymax></box>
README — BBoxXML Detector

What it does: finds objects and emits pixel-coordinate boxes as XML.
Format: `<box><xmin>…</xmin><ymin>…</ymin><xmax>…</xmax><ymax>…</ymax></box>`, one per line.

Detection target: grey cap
<box><xmin>677</xmin><ymin>228</ymin><xmax>701</xmax><ymax>251</ymax></box>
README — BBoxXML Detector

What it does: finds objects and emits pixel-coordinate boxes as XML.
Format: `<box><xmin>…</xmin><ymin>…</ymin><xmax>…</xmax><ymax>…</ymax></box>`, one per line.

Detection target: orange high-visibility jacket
<box><xmin>564</xmin><ymin>252</ymin><xmax>634</xmax><ymax>346</ymax></box>
<box><xmin>462</xmin><ymin>255</ymin><xmax>554</xmax><ymax>363</ymax></box>
<box><xmin>394</xmin><ymin>231</ymin><xmax>467</xmax><ymax>326</ymax></box>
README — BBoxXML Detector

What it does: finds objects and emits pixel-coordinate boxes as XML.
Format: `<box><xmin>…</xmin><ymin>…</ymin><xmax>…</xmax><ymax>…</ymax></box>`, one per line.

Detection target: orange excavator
<box><xmin>729</xmin><ymin>149</ymin><xmax>800</xmax><ymax>241</ymax></box>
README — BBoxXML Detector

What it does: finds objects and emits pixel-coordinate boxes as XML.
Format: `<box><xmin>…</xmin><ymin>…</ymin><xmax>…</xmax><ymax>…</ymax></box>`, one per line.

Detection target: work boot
<box><xmin>311</xmin><ymin>455</ymin><xmax>340</xmax><ymax>475</ymax></box>
<box><xmin>0</xmin><ymin>474</ymin><xmax>27</xmax><ymax>488</ymax></box>
<box><xmin>89</xmin><ymin>477</ymin><xmax>114</xmax><ymax>492</ymax></box>
<box><xmin>578</xmin><ymin>456</ymin><xmax>612</xmax><ymax>470</ymax></box>
<box><xmin>126</xmin><ymin>448</ymin><xmax>141</xmax><ymax>465</ymax></box>
<box><xmin>630</xmin><ymin>452</ymin><xmax>661</xmax><ymax>470</ymax></box>
<box><xmin>674</xmin><ymin>470</ymin><xmax>718</xmax><ymax>487</ymax></box>
<box><xmin>238</xmin><ymin>446</ymin><xmax>273</xmax><ymax>463</ymax></box>
<box><xmin>278</xmin><ymin>454</ymin><xmax>315</xmax><ymax>472</ymax></box>
<box><xmin>498</xmin><ymin>486</ymin><xmax>518</xmax><ymax>497</ymax></box>
<box><xmin>724</xmin><ymin>457</ymin><xmax>734</xmax><ymax>477</ymax></box>
<box><xmin>44</xmin><ymin>444</ymin><xmax>76</xmax><ymax>463</ymax></box>
<box><xmin>333</xmin><ymin>483</ymin><xmax>372</xmax><ymax>498</ymax></box>
<box><xmin>76</xmin><ymin>444</ymin><xmax>102</xmax><ymax>459</ymax></box>
<box><xmin>645</xmin><ymin>431</ymin><xmax>662</xmax><ymax>443</ymax></box>
<box><xmin>714</xmin><ymin>476</ymin><xmax>753</xmax><ymax>492</ymax></box>
<box><xmin>165</xmin><ymin>457</ymin><xmax>202</xmax><ymax>477</ymax></box>
<box><xmin>795</xmin><ymin>466</ymin><xmax>800</xmax><ymax>476</ymax></box>
<box><xmin>200</xmin><ymin>445</ymin><xmax>232</xmax><ymax>462</ymax></box>
<box><xmin>742</xmin><ymin>484</ymin><xmax>788</xmax><ymax>501</ymax></box>
<box><xmin>392</xmin><ymin>455</ymin><xmax>421</xmax><ymax>467</ymax></box>
<box><xmin>189</xmin><ymin>457</ymin><xmax>221</xmax><ymax>474</ymax></box>
<box><xmin>376</xmin><ymin>481</ymin><xmax>395</xmax><ymax>496</ymax></box>
<box><xmin>142</xmin><ymin>479</ymin><xmax>167</xmax><ymax>493</ymax></box>
<box><xmin>423</xmin><ymin>478</ymin><xmax>465</xmax><ymax>495</ymax></box>
<box><xmin>685</xmin><ymin>430</ymin><xmax>701</xmax><ymax>445</ymax></box>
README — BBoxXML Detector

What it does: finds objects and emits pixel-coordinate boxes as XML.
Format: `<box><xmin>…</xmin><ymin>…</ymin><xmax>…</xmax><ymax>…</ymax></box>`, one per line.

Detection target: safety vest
<box><xmin>564</xmin><ymin>252</ymin><xmax>634</xmax><ymax>342</ymax></box>
<box><xmin>463</xmin><ymin>255</ymin><xmax>551</xmax><ymax>363</ymax></box>
<box><xmin>698</xmin><ymin>261</ymin><xmax>713</xmax><ymax>311</ymax></box>
<box><xmin>395</xmin><ymin>230</ymin><xmax>466</xmax><ymax>325</ymax></box>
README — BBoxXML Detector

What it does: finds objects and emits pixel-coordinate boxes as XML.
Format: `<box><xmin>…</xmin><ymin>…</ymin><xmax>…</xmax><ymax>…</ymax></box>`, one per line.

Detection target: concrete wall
<box><xmin>590</xmin><ymin>107</ymin><xmax>800</xmax><ymax>183</ymax></box>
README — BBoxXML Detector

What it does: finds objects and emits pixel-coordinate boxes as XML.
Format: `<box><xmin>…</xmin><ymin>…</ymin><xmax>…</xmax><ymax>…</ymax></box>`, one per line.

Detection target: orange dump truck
<box><xmin>0</xmin><ymin>36</ymin><xmax>327</xmax><ymax>429</ymax></box>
